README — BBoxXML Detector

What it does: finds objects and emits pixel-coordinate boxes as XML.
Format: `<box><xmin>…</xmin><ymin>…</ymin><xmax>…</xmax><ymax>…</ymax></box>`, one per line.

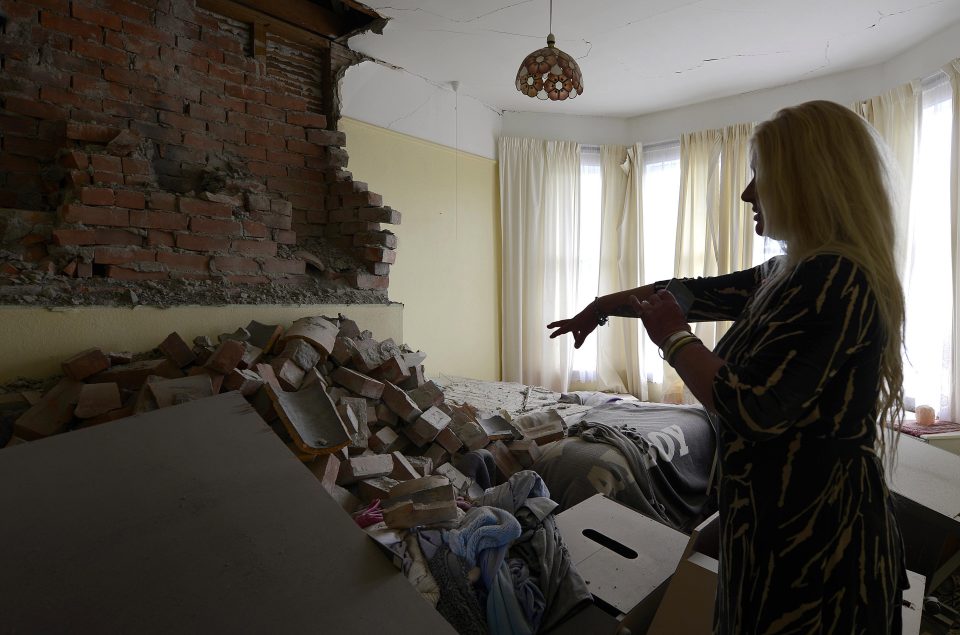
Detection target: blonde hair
<box><xmin>750</xmin><ymin>100</ymin><xmax>904</xmax><ymax>462</ymax></box>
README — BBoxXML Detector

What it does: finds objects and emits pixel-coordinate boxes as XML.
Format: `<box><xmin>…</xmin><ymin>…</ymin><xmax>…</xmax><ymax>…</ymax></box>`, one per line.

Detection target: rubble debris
<box><xmin>2</xmin><ymin>313</ymin><xmax>570</xmax><ymax>534</ymax></box>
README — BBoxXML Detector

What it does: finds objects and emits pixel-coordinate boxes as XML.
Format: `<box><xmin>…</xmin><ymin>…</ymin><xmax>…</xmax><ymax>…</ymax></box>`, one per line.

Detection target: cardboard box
<box><xmin>555</xmin><ymin>494</ymin><xmax>688</xmax><ymax>617</ymax></box>
<box><xmin>887</xmin><ymin>435</ymin><xmax>960</xmax><ymax>588</ymax></box>
<box><xmin>648</xmin><ymin>513</ymin><xmax>926</xmax><ymax>635</ymax></box>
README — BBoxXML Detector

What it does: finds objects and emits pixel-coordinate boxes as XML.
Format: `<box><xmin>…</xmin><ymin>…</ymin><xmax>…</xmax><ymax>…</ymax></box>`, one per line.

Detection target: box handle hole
<box><xmin>582</xmin><ymin>529</ymin><xmax>638</xmax><ymax>559</ymax></box>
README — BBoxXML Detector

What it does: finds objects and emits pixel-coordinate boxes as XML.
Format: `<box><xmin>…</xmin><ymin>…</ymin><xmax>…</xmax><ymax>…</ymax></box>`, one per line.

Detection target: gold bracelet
<box><xmin>658</xmin><ymin>330</ymin><xmax>692</xmax><ymax>359</ymax></box>
<box><xmin>664</xmin><ymin>335</ymin><xmax>697</xmax><ymax>362</ymax></box>
<box><xmin>666</xmin><ymin>335</ymin><xmax>700</xmax><ymax>365</ymax></box>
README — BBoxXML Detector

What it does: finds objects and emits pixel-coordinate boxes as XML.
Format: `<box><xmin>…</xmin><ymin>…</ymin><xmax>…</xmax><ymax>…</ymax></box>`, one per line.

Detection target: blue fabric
<box><xmin>487</xmin><ymin>563</ymin><xmax>534</xmax><ymax>635</ymax></box>
<box><xmin>447</xmin><ymin>506</ymin><xmax>521</xmax><ymax>589</ymax></box>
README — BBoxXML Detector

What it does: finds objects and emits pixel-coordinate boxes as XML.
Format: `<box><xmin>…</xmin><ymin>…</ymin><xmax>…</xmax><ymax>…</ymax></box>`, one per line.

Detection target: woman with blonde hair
<box><xmin>549</xmin><ymin>100</ymin><xmax>908</xmax><ymax>633</ymax></box>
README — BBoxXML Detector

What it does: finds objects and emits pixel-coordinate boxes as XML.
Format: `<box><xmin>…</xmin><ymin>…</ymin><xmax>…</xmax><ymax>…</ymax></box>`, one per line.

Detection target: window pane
<box><xmin>571</xmin><ymin>146</ymin><xmax>602</xmax><ymax>377</ymax></box>
<box><xmin>903</xmin><ymin>73</ymin><xmax>953</xmax><ymax>417</ymax></box>
<box><xmin>641</xmin><ymin>143</ymin><xmax>681</xmax><ymax>382</ymax></box>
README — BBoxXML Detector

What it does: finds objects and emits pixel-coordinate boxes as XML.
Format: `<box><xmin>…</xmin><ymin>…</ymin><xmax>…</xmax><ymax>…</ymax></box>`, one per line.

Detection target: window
<box><xmin>570</xmin><ymin>146</ymin><xmax>602</xmax><ymax>382</ymax></box>
<box><xmin>903</xmin><ymin>73</ymin><xmax>953</xmax><ymax>417</ymax></box>
<box><xmin>641</xmin><ymin>143</ymin><xmax>681</xmax><ymax>382</ymax></box>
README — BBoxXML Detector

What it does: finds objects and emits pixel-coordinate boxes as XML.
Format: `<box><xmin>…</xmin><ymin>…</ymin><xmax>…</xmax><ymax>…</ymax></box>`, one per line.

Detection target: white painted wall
<box><xmin>341</xmin><ymin>19</ymin><xmax>960</xmax><ymax>154</ymax></box>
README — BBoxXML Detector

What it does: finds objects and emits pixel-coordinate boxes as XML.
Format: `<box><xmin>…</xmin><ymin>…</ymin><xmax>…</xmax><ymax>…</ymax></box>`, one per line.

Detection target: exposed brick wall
<box><xmin>0</xmin><ymin>0</ymin><xmax>397</xmax><ymax>289</ymax></box>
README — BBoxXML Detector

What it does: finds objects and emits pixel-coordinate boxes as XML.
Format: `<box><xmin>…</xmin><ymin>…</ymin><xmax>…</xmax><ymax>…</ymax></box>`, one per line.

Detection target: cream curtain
<box><xmin>946</xmin><ymin>60</ymin><xmax>960</xmax><ymax>420</ymax></box>
<box><xmin>595</xmin><ymin>143</ymin><xmax>664</xmax><ymax>399</ymax></box>
<box><xmin>672</xmin><ymin>124</ymin><xmax>755</xmax><ymax>402</ymax></box>
<box><xmin>853</xmin><ymin>81</ymin><xmax>920</xmax><ymax>275</ymax></box>
<box><xmin>498</xmin><ymin>137</ymin><xmax>581</xmax><ymax>391</ymax></box>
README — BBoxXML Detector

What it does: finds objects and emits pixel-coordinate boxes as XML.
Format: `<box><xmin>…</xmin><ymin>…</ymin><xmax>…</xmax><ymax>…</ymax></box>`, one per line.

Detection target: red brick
<box><xmin>241</xmin><ymin>220</ymin><xmax>269</xmax><ymax>238</ymax></box>
<box><xmin>206</xmin><ymin>62</ymin><xmax>243</xmax><ymax>85</ymax></box>
<box><xmin>358</xmin><ymin>207</ymin><xmax>401</xmax><ymax>224</ymax></box>
<box><xmin>246</xmin><ymin>102</ymin><xmax>284</xmax><ymax>121</ymax></box>
<box><xmin>247</xmin><ymin>161</ymin><xmax>285</xmax><ymax>177</ymax></box>
<box><xmin>62</xmin><ymin>349</ymin><xmax>110</xmax><ymax>381</ymax></box>
<box><xmin>93</xmin><ymin>229</ymin><xmax>141</xmax><ymax>245</ymax></box>
<box><xmin>266</xmin><ymin>150</ymin><xmax>304</xmax><ymax>167</ymax></box>
<box><xmin>211</xmin><ymin>256</ymin><xmax>259</xmax><ymax>274</ymax></box>
<box><xmin>129</xmin><ymin>210</ymin><xmax>188</xmax><ymax>230</ymax></box>
<box><xmin>149</xmin><ymin>191</ymin><xmax>177</xmax><ymax>211</ymax></box>
<box><xmin>347</xmin><ymin>271</ymin><xmax>389</xmax><ymax>290</ymax></box>
<box><xmin>224</xmin><ymin>83</ymin><xmax>265</xmax><ymax>103</ymax></box>
<box><xmin>93</xmin><ymin>171</ymin><xmax>124</xmax><ymax>186</ymax></box>
<box><xmin>72</xmin><ymin>39</ymin><xmax>128</xmax><ymax>67</ymax></box>
<box><xmin>225</xmin><ymin>110</ymin><xmax>268</xmax><ymax>134</ymax></box>
<box><xmin>328</xmin><ymin>209</ymin><xmax>358</xmax><ymax>223</ymax></box>
<box><xmin>115</xmin><ymin>190</ymin><xmax>146</xmax><ymax>209</ymax></box>
<box><xmin>354</xmin><ymin>231</ymin><xmax>398</xmax><ymax>249</ymax></box>
<box><xmin>5</xmin><ymin>95</ymin><xmax>67</xmax><ymax>121</ymax></box>
<box><xmin>80</xmin><ymin>187</ymin><xmax>115</xmax><ymax>206</ymax></box>
<box><xmin>156</xmin><ymin>251</ymin><xmax>208</xmax><ymax>272</ymax></box>
<box><xmin>122</xmin><ymin>20</ymin><xmax>175</xmax><ymax>46</ymax></box>
<box><xmin>62</xmin><ymin>203</ymin><xmax>129</xmax><ymax>226</ymax></box>
<box><xmin>266</xmin><ymin>176</ymin><xmax>324</xmax><ymax>197</ymax></box>
<box><xmin>121</xmin><ymin>157</ymin><xmax>150</xmax><ymax>175</ymax></box>
<box><xmin>88</xmin><ymin>155</ymin><xmax>121</xmax><ymax>172</ymax></box>
<box><xmin>223</xmin><ymin>143</ymin><xmax>266</xmax><ymax>162</ymax></box>
<box><xmin>228</xmin><ymin>240</ymin><xmax>276</xmax><ymax>257</ymax></box>
<box><xmin>94</xmin><ymin>247</ymin><xmax>156</xmax><ymax>264</ymax></box>
<box><xmin>178</xmin><ymin>198</ymin><xmax>234</xmax><ymax>217</ymax></box>
<box><xmin>245</xmin><ymin>131</ymin><xmax>285</xmax><ymax>150</ymax></box>
<box><xmin>344</xmin><ymin>191</ymin><xmax>383</xmax><ymax>207</ymax></box>
<box><xmin>181</xmin><ymin>132</ymin><xmax>222</xmax><ymax>153</ymax></box>
<box><xmin>260</xmin><ymin>258</ymin><xmax>305</xmax><ymax>275</ymax></box>
<box><xmin>175</xmin><ymin>233</ymin><xmax>230</xmax><ymax>252</ymax></box>
<box><xmin>106</xmin><ymin>265</ymin><xmax>168</xmax><ymax>281</ymax></box>
<box><xmin>40</xmin><ymin>10</ymin><xmax>102</xmax><ymax>40</ymax></box>
<box><xmin>285</xmin><ymin>139</ymin><xmax>323</xmax><ymax>156</ymax></box>
<box><xmin>67</xmin><ymin>121</ymin><xmax>120</xmax><ymax>143</ymax></box>
<box><xmin>67</xmin><ymin>170</ymin><xmax>91</xmax><ymax>188</ymax></box>
<box><xmin>206</xmin><ymin>121</ymin><xmax>244</xmax><ymax>143</ymax></box>
<box><xmin>357</xmin><ymin>246</ymin><xmax>397</xmax><ymax>264</ymax></box>
<box><xmin>133</xmin><ymin>90</ymin><xmax>182</xmax><ymax>113</ymax></box>
<box><xmin>190</xmin><ymin>216</ymin><xmax>242</xmax><ymax>236</ymax></box>
<box><xmin>102</xmin><ymin>0</ymin><xmax>150</xmax><ymax>21</ymax></box>
<box><xmin>71</xmin><ymin>2</ymin><xmax>122</xmax><ymax>31</ymax></box>
<box><xmin>158</xmin><ymin>110</ymin><xmax>205</xmax><ymax>132</ymax></box>
<box><xmin>265</xmin><ymin>93</ymin><xmax>307</xmax><ymax>111</ymax></box>
<box><xmin>53</xmin><ymin>229</ymin><xmax>97</xmax><ymax>245</ymax></box>
<box><xmin>147</xmin><ymin>230</ymin><xmax>175</xmax><ymax>247</ymax></box>
<box><xmin>306</xmin><ymin>128</ymin><xmax>346</xmax><ymax>146</ymax></box>
<box><xmin>274</xmin><ymin>230</ymin><xmax>297</xmax><ymax>245</ymax></box>
<box><xmin>3</xmin><ymin>136</ymin><xmax>59</xmax><ymax>159</ymax></box>
<box><xmin>187</xmin><ymin>101</ymin><xmax>225</xmax><ymax>122</ymax></box>
<box><xmin>60</xmin><ymin>150</ymin><xmax>90</xmax><ymax>170</ymax></box>
<box><xmin>286</xmin><ymin>111</ymin><xmax>327</xmax><ymax>128</ymax></box>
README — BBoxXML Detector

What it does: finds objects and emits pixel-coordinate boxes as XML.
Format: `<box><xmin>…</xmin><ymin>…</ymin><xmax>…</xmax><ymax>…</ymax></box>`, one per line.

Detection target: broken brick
<box><xmin>88</xmin><ymin>358</ymin><xmax>184</xmax><ymax>390</ymax></box>
<box><xmin>158</xmin><ymin>332</ymin><xmax>197</xmax><ymax>368</ymax></box>
<box><xmin>336</xmin><ymin>453</ymin><xmax>394</xmax><ymax>485</ymax></box>
<box><xmin>381</xmin><ymin>381</ymin><xmax>422</xmax><ymax>424</ymax></box>
<box><xmin>74</xmin><ymin>382</ymin><xmax>122</xmax><ymax>419</ymax></box>
<box><xmin>204</xmin><ymin>339</ymin><xmax>246</xmax><ymax>374</ymax></box>
<box><xmin>330</xmin><ymin>366</ymin><xmax>384</xmax><ymax>400</ymax></box>
<box><xmin>62</xmin><ymin>348</ymin><xmax>110</xmax><ymax>381</ymax></box>
<box><xmin>14</xmin><ymin>378</ymin><xmax>84</xmax><ymax>440</ymax></box>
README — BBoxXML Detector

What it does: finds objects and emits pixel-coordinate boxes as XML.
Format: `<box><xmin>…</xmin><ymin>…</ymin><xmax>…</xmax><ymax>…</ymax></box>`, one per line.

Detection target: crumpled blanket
<box><xmin>447</xmin><ymin>506</ymin><xmax>521</xmax><ymax>589</ymax></box>
<box><xmin>480</xmin><ymin>471</ymin><xmax>593</xmax><ymax>633</ymax></box>
<box><xmin>567</xmin><ymin>419</ymin><xmax>672</xmax><ymax>526</ymax></box>
<box><xmin>400</xmin><ymin>532</ymin><xmax>441</xmax><ymax>607</ymax></box>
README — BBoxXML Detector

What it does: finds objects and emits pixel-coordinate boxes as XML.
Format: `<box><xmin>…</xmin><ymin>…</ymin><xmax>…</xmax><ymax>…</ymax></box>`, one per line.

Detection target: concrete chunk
<box><xmin>337</xmin><ymin>453</ymin><xmax>395</xmax><ymax>485</ymax></box>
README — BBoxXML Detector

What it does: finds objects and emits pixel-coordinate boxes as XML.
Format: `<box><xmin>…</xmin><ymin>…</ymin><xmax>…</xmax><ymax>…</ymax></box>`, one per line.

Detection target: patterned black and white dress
<box><xmin>680</xmin><ymin>253</ymin><xmax>907</xmax><ymax>635</ymax></box>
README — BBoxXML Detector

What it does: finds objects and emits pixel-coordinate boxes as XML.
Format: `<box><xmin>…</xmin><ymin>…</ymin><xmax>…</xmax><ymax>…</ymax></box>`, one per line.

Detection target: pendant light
<box><xmin>515</xmin><ymin>0</ymin><xmax>584</xmax><ymax>101</ymax></box>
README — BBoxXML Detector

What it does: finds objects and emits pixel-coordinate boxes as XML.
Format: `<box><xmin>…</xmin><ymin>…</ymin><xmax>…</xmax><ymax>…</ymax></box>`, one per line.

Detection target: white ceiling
<box><xmin>347</xmin><ymin>0</ymin><xmax>960</xmax><ymax>118</ymax></box>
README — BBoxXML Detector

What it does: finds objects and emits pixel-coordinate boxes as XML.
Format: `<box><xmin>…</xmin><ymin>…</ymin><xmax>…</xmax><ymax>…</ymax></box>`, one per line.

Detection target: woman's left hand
<box><xmin>629</xmin><ymin>290</ymin><xmax>691</xmax><ymax>347</ymax></box>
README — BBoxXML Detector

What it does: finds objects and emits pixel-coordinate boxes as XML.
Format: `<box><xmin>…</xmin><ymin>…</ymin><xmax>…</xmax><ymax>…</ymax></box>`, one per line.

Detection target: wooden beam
<box><xmin>239</xmin><ymin>0</ymin><xmax>347</xmax><ymax>38</ymax></box>
<box><xmin>198</xmin><ymin>0</ymin><xmax>331</xmax><ymax>49</ymax></box>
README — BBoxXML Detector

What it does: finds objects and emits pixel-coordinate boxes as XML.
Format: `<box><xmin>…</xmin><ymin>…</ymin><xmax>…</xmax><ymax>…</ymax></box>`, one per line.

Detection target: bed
<box><xmin>437</xmin><ymin>376</ymin><xmax>718</xmax><ymax>533</ymax></box>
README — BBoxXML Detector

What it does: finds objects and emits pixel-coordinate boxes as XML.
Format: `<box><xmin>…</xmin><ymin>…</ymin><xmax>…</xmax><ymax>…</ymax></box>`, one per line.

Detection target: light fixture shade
<box><xmin>515</xmin><ymin>34</ymin><xmax>583</xmax><ymax>101</ymax></box>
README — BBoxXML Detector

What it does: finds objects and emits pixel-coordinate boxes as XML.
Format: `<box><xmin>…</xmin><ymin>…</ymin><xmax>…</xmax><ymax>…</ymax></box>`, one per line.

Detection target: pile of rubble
<box><xmin>0</xmin><ymin>314</ymin><xmax>564</xmax><ymax>526</ymax></box>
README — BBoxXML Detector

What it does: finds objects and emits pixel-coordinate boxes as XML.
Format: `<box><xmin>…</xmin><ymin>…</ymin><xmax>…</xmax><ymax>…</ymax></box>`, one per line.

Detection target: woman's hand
<box><xmin>630</xmin><ymin>290</ymin><xmax>691</xmax><ymax>347</ymax></box>
<box><xmin>547</xmin><ymin>303</ymin><xmax>600</xmax><ymax>349</ymax></box>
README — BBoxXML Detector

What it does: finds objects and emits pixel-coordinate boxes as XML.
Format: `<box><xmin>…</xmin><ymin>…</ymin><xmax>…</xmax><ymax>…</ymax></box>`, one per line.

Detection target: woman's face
<box><xmin>741</xmin><ymin>176</ymin><xmax>764</xmax><ymax>236</ymax></box>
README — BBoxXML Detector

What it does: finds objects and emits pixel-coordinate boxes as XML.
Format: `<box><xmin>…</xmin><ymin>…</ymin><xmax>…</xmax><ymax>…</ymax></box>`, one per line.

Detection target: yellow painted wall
<box><xmin>340</xmin><ymin>118</ymin><xmax>501</xmax><ymax>381</ymax></box>
<box><xmin>0</xmin><ymin>304</ymin><xmax>402</xmax><ymax>382</ymax></box>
